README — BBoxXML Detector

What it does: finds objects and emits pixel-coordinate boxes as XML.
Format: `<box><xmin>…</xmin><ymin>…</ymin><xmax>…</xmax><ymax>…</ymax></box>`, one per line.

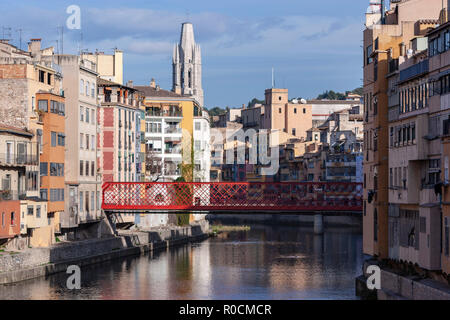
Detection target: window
<box><xmin>91</xmin><ymin>161</ymin><xmax>95</xmax><ymax>176</ymax></box>
<box><xmin>36</xmin><ymin>206</ymin><xmax>40</xmax><ymax>218</ymax></box>
<box><xmin>80</xmin><ymin>80</ymin><xmax>84</xmax><ymax>94</ymax></box>
<box><xmin>39</xmin><ymin>70</ymin><xmax>45</xmax><ymax>83</ymax></box>
<box><xmin>97</xmin><ymin>191</ymin><xmax>100</xmax><ymax>210</ymax></box>
<box><xmin>80</xmin><ymin>106</ymin><xmax>84</xmax><ymax>121</ymax></box>
<box><xmin>374</xmin><ymin>209</ymin><xmax>378</xmax><ymax>242</ymax></box>
<box><xmin>11</xmin><ymin>212</ymin><xmax>15</xmax><ymax>225</ymax></box>
<box><xmin>40</xmin><ymin>189</ymin><xmax>48</xmax><ymax>201</ymax></box>
<box><xmin>292</xmin><ymin>129</ymin><xmax>296</xmax><ymax>136</ymax></box>
<box><xmin>303</xmin><ymin>108</ymin><xmax>306</xmax><ymax>114</ymax></box>
<box><xmin>366</xmin><ymin>44</ymin><xmax>373</xmax><ymax>65</ymax></box>
<box><xmin>445</xmin><ymin>217</ymin><xmax>449</xmax><ymax>256</ymax></box>
<box><xmin>1</xmin><ymin>212</ymin><xmax>4</xmax><ymax>228</ymax></box>
<box><xmin>38</xmin><ymin>100</ymin><xmax>48</xmax><ymax>112</ymax></box>
<box><xmin>80</xmin><ymin>160</ymin><xmax>84</xmax><ymax>176</ymax></box>
<box><xmin>91</xmin><ymin>109</ymin><xmax>95</xmax><ymax>124</ymax></box>
<box><xmin>85</xmin><ymin>161</ymin><xmax>89</xmax><ymax>176</ymax></box>
<box><xmin>294</xmin><ymin>108</ymin><xmax>297</xmax><ymax>114</ymax></box>
<box><xmin>50</xmin><ymin>163</ymin><xmax>64</xmax><ymax>176</ymax></box>
<box><xmin>195</xmin><ymin>122</ymin><xmax>201</xmax><ymax>131</ymax></box>
<box><xmin>85</xmin><ymin>191</ymin><xmax>89</xmax><ymax>212</ymax></box>
<box><xmin>27</xmin><ymin>206</ymin><xmax>34</xmax><ymax>216</ymax></box>
<box><xmin>79</xmin><ymin>192</ymin><xmax>83</xmax><ymax>213</ymax></box>
<box><xmin>91</xmin><ymin>191</ymin><xmax>95</xmax><ymax>212</ymax></box>
<box><xmin>50</xmin><ymin>101</ymin><xmax>58</xmax><ymax>113</ymax></box>
<box><xmin>40</xmin><ymin>162</ymin><xmax>48</xmax><ymax>176</ymax></box>
<box><xmin>86</xmin><ymin>134</ymin><xmax>89</xmax><ymax>150</ymax></box>
<box><xmin>91</xmin><ymin>83</ymin><xmax>95</xmax><ymax>98</ymax></box>
<box><xmin>50</xmin><ymin>189</ymin><xmax>64</xmax><ymax>202</ymax></box>
<box><xmin>86</xmin><ymin>81</ymin><xmax>90</xmax><ymax>96</ymax></box>
<box><xmin>80</xmin><ymin>133</ymin><xmax>84</xmax><ymax>149</ymax></box>
<box><xmin>51</xmin><ymin>132</ymin><xmax>57</xmax><ymax>147</ymax></box>
<box><xmin>91</xmin><ymin>135</ymin><xmax>95</xmax><ymax>150</ymax></box>
<box><xmin>279</xmin><ymin>108</ymin><xmax>282</xmax><ymax>113</ymax></box>
<box><xmin>58</xmin><ymin>133</ymin><xmax>65</xmax><ymax>146</ymax></box>
<box><xmin>86</xmin><ymin>108</ymin><xmax>90</xmax><ymax>123</ymax></box>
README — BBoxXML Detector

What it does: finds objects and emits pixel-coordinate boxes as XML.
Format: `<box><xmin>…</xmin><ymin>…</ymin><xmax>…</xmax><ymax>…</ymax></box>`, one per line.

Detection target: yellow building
<box><xmin>135</xmin><ymin>80</ymin><xmax>200</xmax><ymax>182</ymax></box>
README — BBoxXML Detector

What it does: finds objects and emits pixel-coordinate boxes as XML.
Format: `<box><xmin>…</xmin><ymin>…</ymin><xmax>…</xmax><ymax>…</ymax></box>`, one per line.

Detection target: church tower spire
<box><xmin>172</xmin><ymin>22</ymin><xmax>204</xmax><ymax>107</ymax></box>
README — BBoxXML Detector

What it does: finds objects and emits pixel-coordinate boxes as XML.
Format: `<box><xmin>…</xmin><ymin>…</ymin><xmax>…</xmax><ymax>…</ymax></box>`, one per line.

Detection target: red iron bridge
<box><xmin>101</xmin><ymin>182</ymin><xmax>363</xmax><ymax>213</ymax></box>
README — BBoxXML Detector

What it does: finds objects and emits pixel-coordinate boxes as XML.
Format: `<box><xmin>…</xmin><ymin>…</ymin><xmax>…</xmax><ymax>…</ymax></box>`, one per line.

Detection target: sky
<box><xmin>0</xmin><ymin>0</ymin><xmax>374</xmax><ymax>108</ymax></box>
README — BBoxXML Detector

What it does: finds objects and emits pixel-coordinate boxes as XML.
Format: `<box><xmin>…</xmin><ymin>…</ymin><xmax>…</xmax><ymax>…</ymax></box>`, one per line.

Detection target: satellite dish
<box><xmin>291</xmin><ymin>99</ymin><xmax>299</xmax><ymax>104</ymax></box>
<box><xmin>300</xmin><ymin>99</ymin><xmax>307</xmax><ymax>104</ymax></box>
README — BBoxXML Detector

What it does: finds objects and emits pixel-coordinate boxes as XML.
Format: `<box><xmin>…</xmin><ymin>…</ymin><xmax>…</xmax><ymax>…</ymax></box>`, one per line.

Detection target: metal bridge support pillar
<box><xmin>314</xmin><ymin>213</ymin><xmax>324</xmax><ymax>235</ymax></box>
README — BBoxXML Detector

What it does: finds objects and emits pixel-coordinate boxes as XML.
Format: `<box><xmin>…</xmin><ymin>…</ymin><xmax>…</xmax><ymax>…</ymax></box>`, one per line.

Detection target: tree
<box><xmin>207</xmin><ymin>106</ymin><xmax>226</xmax><ymax>116</ymax></box>
<box><xmin>247</xmin><ymin>98</ymin><xmax>265</xmax><ymax>108</ymax></box>
<box><xmin>145</xmin><ymin>150</ymin><xmax>163</xmax><ymax>182</ymax></box>
<box><xmin>316</xmin><ymin>87</ymin><xmax>363</xmax><ymax>100</ymax></box>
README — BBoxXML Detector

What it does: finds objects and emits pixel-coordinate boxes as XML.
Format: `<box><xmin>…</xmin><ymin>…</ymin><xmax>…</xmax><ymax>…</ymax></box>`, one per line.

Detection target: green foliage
<box><xmin>247</xmin><ymin>98</ymin><xmax>265</xmax><ymax>108</ymax></box>
<box><xmin>207</xmin><ymin>106</ymin><xmax>226</xmax><ymax>116</ymax></box>
<box><xmin>176</xmin><ymin>213</ymin><xmax>190</xmax><ymax>226</ymax></box>
<box><xmin>316</xmin><ymin>87</ymin><xmax>362</xmax><ymax>100</ymax></box>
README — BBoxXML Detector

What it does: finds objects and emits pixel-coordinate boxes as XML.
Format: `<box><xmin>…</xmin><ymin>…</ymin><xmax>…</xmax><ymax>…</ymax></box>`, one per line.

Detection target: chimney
<box><xmin>126</xmin><ymin>80</ymin><xmax>134</xmax><ymax>88</ymax></box>
<box><xmin>150</xmin><ymin>78</ymin><xmax>156</xmax><ymax>88</ymax></box>
<box><xmin>28</xmin><ymin>38</ymin><xmax>42</xmax><ymax>56</ymax></box>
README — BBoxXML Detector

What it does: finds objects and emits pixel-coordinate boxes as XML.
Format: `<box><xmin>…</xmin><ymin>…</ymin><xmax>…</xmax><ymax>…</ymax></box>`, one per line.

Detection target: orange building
<box><xmin>36</xmin><ymin>92</ymin><xmax>65</xmax><ymax>234</ymax></box>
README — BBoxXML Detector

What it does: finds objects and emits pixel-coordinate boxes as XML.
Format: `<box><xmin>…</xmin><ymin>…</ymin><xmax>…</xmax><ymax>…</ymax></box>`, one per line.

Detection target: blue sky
<box><xmin>0</xmin><ymin>0</ymin><xmax>374</xmax><ymax>108</ymax></box>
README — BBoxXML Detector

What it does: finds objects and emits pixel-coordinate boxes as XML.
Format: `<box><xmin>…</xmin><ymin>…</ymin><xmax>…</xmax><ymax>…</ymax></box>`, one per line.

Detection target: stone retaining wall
<box><xmin>0</xmin><ymin>221</ymin><xmax>210</xmax><ymax>284</ymax></box>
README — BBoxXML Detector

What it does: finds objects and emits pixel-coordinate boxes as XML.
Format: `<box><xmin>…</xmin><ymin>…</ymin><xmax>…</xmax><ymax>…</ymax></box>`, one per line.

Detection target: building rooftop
<box><xmin>0</xmin><ymin>125</ymin><xmax>33</xmax><ymax>137</ymax></box>
<box><xmin>135</xmin><ymin>85</ymin><xmax>184</xmax><ymax>98</ymax></box>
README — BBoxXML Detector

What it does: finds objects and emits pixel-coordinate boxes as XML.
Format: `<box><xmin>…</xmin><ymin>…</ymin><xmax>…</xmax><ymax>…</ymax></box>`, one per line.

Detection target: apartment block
<box><xmin>0</xmin><ymin>39</ymin><xmax>64</xmax><ymax>247</ymax></box>
<box><xmin>56</xmin><ymin>55</ymin><xmax>102</xmax><ymax>229</ymax></box>
<box><xmin>97</xmin><ymin>78</ymin><xmax>142</xmax><ymax>183</ymax></box>
<box><xmin>362</xmin><ymin>0</ymin><xmax>442</xmax><ymax>260</ymax></box>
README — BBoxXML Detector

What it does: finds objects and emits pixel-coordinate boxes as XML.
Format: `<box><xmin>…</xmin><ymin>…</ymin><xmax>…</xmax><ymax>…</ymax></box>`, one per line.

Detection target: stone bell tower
<box><xmin>172</xmin><ymin>22</ymin><xmax>204</xmax><ymax>107</ymax></box>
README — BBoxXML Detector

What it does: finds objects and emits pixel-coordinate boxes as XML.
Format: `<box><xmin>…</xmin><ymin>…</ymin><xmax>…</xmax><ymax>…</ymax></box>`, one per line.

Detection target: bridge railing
<box><xmin>102</xmin><ymin>182</ymin><xmax>363</xmax><ymax>212</ymax></box>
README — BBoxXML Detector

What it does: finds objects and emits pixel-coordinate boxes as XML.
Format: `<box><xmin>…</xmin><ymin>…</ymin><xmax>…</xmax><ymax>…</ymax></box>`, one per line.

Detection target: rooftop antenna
<box><xmin>57</xmin><ymin>26</ymin><xmax>64</xmax><ymax>54</ymax></box>
<box><xmin>16</xmin><ymin>28</ymin><xmax>23</xmax><ymax>50</ymax></box>
<box><xmin>2</xmin><ymin>26</ymin><xmax>12</xmax><ymax>41</ymax></box>
<box><xmin>272</xmin><ymin>67</ymin><xmax>275</xmax><ymax>88</ymax></box>
<box><xmin>53</xmin><ymin>39</ymin><xmax>59</xmax><ymax>54</ymax></box>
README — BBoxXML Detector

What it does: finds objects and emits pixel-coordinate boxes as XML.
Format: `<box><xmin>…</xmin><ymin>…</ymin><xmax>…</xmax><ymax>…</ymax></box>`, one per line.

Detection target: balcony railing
<box><xmin>165</xmin><ymin>147</ymin><xmax>182</xmax><ymax>154</ymax></box>
<box><xmin>165</xmin><ymin>127</ymin><xmax>182</xmax><ymax>134</ymax></box>
<box><xmin>399</xmin><ymin>59</ymin><xmax>429</xmax><ymax>83</ymax></box>
<box><xmin>0</xmin><ymin>190</ymin><xmax>27</xmax><ymax>201</ymax></box>
<box><xmin>0</xmin><ymin>153</ymin><xmax>39</xmax><ymax>166</ymax></box>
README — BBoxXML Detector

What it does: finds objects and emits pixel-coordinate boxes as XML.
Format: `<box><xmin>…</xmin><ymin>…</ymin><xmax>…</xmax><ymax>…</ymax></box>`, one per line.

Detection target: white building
<box><xmin>193</xmin><ymin>109</ymin><xmax>211</xmax><ymax>182</ymax></box>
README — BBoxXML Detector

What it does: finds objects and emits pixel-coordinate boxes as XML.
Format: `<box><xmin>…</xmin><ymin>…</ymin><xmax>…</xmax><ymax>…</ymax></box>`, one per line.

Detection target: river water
<box><xmin>0</xmin><ymin>223</ymin><xmax>363</xmax><ymax>300</ymax></box>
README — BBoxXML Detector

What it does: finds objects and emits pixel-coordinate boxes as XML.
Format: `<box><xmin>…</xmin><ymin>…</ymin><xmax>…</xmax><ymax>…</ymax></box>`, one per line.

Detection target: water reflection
<box><xmin>0</xmin><ymin>224</ymin><xmax>363</xmax><ymax>300</ymax></box>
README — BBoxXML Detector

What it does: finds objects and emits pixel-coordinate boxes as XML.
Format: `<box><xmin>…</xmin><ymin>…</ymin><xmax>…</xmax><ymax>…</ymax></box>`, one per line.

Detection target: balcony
<box><xmin>165</xmin><ymin>126</ymin><xmax>182</xmax><ymax>134</ymax></box>
<box><xmin>164</xmin><ymin>146</ymin><xmax>182</xmax><ymax>155</ymax></box>
<box><xmin>0</xmin><ymin>190</ymin><xmax>26</xmax><ymax>201</ymax></box>
<box><xmin>0</xmin><ymin>153</ymin><xmax>39</xmax><ymax>166</ymax></box>
<box><xmin>399</xmin><ymin>59</ymin><xmax>429</xmax><ymax>83</ymax></box>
